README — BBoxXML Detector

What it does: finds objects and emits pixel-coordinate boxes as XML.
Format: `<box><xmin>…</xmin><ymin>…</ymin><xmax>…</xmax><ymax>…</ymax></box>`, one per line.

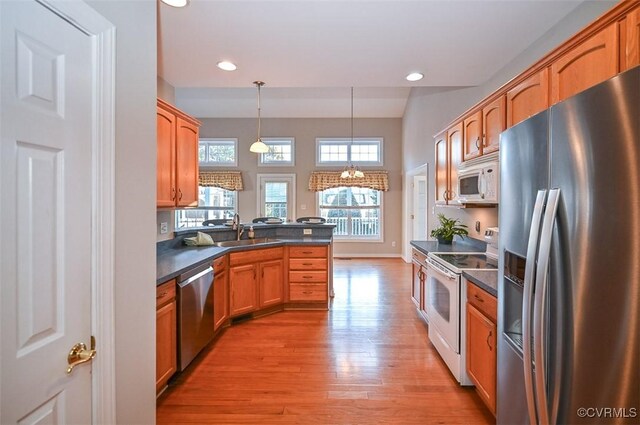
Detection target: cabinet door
<box><xmin>213</xmin><ymin>270</ymin><xmax>228</xmax><ymax>331</ymax></box>
<box><xmin>175</xmin><ymin>117</ymin><xmax>199</xmax><ymax>207</ymax></box>
<box><xmin>621</xmin><ymin>7</ymin><xmax>640</xmax><ymax>71</ymax></box>
<box><xmin>229</xmin><ymin>264</ymin><xmax>257</xmax><ymax>317</ymax></box>
<box><xmin>259</xmin><ymin>259</ymin><xmax>284</xmax><ymax>308</ymax></box>
<box><xmin>411</xmin><ymin>261</ymin><xmax>422</xmax><ymax>308</ymax></box>
<box><xmin>156</xmin><ymin>300</ymin><xmax>176</xmax><ymax>392</ymax></box>
<box><xmin>550</xmin><ymin>23</ymin><xmax>618</xmax><ymax>104</ymax></box>
<box><xmin>506</xmin><ymin>68</ymin><xmax>549</xmax><ymax>128</ymax></box>
<box><xmin>463</xmin><ymin>111</ymin><xmax>482</xmax><ymax>161</ymax></box>
<box><xmin>466</xmin><ymin>303</ymin><xmax>497</xmax><ymax>414</ymax></box>
<box><xmin>434</xmin><ymin>131</ymin><xmax>449</xmax><ymax>205</ymax></box>
<box><xmin>482</xmin><ymin>96</ymin><xmax>505</xmax><ymax>155</ymax></box>
<box><xmin>157</xmin><ymin>106</ymin><xmax>176</xmax><ymax>207</ymax></box>
<box><xmin>447</xmin><ymin>122</ymin><xmax>463</xmax><ymax>203</ymax></box>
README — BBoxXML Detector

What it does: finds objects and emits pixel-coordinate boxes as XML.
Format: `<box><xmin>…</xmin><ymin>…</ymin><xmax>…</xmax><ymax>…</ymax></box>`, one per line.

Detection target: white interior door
<box><xmin>1</xmin><ymin>1</ymin><xmax>101</xmax><ymax>423</ymax></box>
<box><xmin>413</xmin><ymin>175</ymin><xmax>427</xmax><ymax>240</ymax></box>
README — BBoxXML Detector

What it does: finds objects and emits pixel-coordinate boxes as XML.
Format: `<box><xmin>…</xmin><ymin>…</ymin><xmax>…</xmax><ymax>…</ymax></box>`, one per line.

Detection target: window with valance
<box><xmin>307</xmin><ymin>171</ymin><xmax>388</xmax><ymax>192</ymax></box>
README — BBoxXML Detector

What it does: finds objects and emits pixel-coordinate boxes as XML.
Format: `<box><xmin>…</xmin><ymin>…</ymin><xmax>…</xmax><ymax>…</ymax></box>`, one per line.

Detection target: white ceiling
<box><xmin>158</xmin><ymin>0</ymin><xmax>585</xmax><ymax>118</ymax></box>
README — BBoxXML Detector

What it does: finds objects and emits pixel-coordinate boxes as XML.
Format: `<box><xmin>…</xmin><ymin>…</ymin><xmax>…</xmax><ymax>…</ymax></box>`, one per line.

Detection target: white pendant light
<box><xmin>249</xmin><ymin>81</ymin><xmax>269</xmax><ymax>153</ymax></box>
<box><xmin>341</xmin><ymin>87</ymin><xmax>364</xmax><ymax>179</ymax></box>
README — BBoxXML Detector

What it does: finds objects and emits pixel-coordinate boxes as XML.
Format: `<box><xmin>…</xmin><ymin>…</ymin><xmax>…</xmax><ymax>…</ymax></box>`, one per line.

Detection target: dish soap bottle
<box><xmin>248</xmin><ymin>226</ymin><xmax>255</xmax><ymax>239</ymax></box>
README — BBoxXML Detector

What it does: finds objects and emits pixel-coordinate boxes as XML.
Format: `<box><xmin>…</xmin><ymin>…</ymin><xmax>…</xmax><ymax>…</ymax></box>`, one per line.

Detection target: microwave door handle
<box><xmin>523</xmin><ymin>190</ymin><xmax>547</xmax><ymax>425</ymax></box>
<box><xmin>533</xmin><ymin>188</ymin><xmax>560</xmax><ymax>425</ymax></box>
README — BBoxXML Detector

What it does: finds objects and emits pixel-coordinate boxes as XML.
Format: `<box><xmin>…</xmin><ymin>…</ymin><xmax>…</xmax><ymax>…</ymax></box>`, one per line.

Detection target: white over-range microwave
<box><xmin>457</xmin><ymin>160</ymin><xmax>499</xmax><ymax>204</ymax></box>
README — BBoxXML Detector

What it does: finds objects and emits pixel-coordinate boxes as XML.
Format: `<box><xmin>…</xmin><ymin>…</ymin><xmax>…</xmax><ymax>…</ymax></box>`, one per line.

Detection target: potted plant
<box><xmin>430</xmin><ymin>213</ymin><xmax>468</xmax><ymax>244</ymax></box>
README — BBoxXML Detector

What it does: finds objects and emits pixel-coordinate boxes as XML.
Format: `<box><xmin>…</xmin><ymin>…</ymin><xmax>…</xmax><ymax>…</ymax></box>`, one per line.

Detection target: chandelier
<box><xmin>341</xmin><ymin>87</ymin><xmax>364</xmax><ymax>179</ymax></box>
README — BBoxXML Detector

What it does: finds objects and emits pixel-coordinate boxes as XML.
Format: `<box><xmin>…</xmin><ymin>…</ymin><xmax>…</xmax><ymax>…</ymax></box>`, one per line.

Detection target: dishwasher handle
<box><xmin>179</xmin><ymin>266</ymin><xmax>213</xmax><ymax>288</ymax></box>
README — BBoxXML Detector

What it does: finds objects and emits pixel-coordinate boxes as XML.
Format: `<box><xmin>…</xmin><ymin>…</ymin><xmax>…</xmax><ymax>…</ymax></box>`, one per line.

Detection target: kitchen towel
<box><xmin>183</xmin><ymin>231</ymin><xmax>215</xmax><ymax>246</ymax></box>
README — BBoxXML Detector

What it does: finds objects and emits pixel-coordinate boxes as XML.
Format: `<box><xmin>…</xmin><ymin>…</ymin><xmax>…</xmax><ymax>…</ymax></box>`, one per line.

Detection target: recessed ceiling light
<box><xmin>406</xmin><ymin>72</ymin><xmax>424</xmax><ymax>82</ymax></box>
<box><xmin>217</xmin><ymin>61</ymin><xmax>237</xmax><ymax>72</ymax></box>
<box><xmin>161</xmin><ymin>0</ymin><xmax>188</xmax><ymax>8</ymax></box>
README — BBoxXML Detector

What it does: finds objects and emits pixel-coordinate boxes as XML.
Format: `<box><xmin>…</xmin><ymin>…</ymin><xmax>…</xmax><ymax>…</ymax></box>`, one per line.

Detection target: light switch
<box><xmin>303</xmin><ymin>229</ymin><xmax>312</xmax><ymax>235</ymax></box>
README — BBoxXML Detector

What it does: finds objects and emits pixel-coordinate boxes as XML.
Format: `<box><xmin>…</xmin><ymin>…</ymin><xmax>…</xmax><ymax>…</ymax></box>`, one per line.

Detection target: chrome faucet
<box><xmin>232</xmin><ymin>213</ymin><xmax>244</xmax><ymax>240</ymax></box>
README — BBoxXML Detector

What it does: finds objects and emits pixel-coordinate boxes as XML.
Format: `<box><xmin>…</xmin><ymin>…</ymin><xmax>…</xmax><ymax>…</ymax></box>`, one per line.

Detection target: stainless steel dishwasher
<box><xmin>177</xmin><ymin>263</ymin><xmax>214</xmax><ymax>371</ymax></box>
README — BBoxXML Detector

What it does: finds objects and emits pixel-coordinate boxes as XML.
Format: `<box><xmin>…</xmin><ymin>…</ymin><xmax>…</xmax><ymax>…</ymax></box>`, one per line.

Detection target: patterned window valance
<box><xmin>308</xmin><ymin>171</ymin><xmax>389</xmax><ymax>192</ymax></box>
<box><xmin>199</xmin><ymin>171</ymin><xmax>244</xmax><ymax>191</ymax></box>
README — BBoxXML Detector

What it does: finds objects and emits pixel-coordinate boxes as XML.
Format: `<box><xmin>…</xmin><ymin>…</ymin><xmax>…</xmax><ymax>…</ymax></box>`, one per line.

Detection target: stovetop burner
<box><xmin>429</xmin><ymin>252</ymin><xmax>498</xmax><ymax>273</ymax></box>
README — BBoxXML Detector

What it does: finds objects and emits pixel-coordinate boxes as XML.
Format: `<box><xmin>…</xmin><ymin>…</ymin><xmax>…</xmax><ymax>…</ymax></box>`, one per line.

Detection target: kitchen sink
<box><xmin>215</xmin><ymin>238</ymin><xmax>280</xmax><ymax>247</ymax></box>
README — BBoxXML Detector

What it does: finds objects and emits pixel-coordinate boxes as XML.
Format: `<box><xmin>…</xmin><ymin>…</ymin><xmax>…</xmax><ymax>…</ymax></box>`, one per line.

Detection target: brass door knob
<box><xmin>66</xmin><ymin>340</ymin><xmax>97</xmax><ymax>374</ymax></box>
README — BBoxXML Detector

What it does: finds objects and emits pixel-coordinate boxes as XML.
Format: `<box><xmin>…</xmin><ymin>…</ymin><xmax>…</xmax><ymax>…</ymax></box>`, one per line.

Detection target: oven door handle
<box><xmin>426</xmin><ymin>258</ymin><xmax>457</xmax><ymax>280</ymax></box>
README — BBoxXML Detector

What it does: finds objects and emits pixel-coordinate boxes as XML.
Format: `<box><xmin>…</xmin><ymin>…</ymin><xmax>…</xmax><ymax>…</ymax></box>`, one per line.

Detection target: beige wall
<box><xmin>401</xmin><ymin>1</ymin><xmax>615</xmax><ymax>256</ymax></box>
<box><xmin>197</xmin><ymin>117</ymin><xmax>403</xmax><ymax>256</ymax></box>
<box><xmin>87</xmin><ymin>1</ymin><xmax>157</xmax><ymax>423</ymax></box>
<box><xmin>157</xmin><ymin>76</ymin><xmax>175</xmax><ymax>104</ymax></box>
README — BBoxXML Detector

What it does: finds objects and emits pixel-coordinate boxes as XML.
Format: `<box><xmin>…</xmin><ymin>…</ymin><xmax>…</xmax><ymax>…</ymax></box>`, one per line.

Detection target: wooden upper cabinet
<box><xmin>157</xmin><ymin>99</ymin><xmax>200</xmax><ymax>208</ymax></box>
<box><xmin>482</xmin><ymin>96</ymin><xmax>505</xmax><ymax>154</ymax></box>
<box><xmin>175</xmin><ymin>117</ymin><xmax>199</xmax><ymax>207</ymax></box>
<box><xmin>621</xmin><ymin>6</ymin><xmax>640</xmax><ymax>71</ymax></box>
<box><xmin>157</xmin><ymin>107</ymin><xmax>176</xmax><ymax>208</ymax></box>
<box><xmin>463</xmin><ymin>110</ymin><xmax>482</xmax><ymax>161</ymax></box>
<box><xmin>447</xmin><ymin>122</ymin><xmax>463</xmax><ymax>203</ymax></box>
<box><xmin>434</xmin><ymin>131</ymin><xmax>449</xmax><ymax>205</ymax></box>
<box><xmin>506</xmin><ymin>68</ymin><xmax>549</xmax><ymax>128</ymax></box>
<box><xmin>550</xmin><ymin>23</ymin><xmax>618</xmax><ymax>105</ymax></box>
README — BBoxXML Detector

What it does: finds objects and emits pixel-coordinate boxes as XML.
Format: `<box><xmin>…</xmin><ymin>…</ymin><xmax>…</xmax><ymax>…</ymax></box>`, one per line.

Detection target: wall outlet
<box><xmin>303</xmin><ymin>228</ymin><xmax>312</xmax><ymax>235</ymax></box>
<box><xmin>391</xmin><ymin>241</ymin><xmax>396</xmax><ymax>247</ymax></box>
<box><xmin>160</xmin><ymin>222</ymin><xmax>168</xmax><ymax>234</ymax></box>
<box><xmin>300</xmin><ymin>204</ymin><xmax>307</xmax><ymax>210</ymax></box>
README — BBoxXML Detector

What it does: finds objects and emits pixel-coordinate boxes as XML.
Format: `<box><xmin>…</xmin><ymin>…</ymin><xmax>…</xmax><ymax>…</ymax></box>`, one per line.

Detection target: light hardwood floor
<box><xmin>157</xmin><ymin>258</ymin><xmax>494</xmax><ymax>424</ymax></box>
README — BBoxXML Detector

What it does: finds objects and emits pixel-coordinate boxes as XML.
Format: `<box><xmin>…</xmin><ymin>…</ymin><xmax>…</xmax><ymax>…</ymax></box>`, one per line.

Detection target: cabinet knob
<box><xmin>171</xmin><ymin>187</ymin><xmax>176</xmax><ymax>201</ymax></box>
<box><xmin>487</xmin><ymin>330</ymin><xmax>493</xmax><ymax>351</ymax></box>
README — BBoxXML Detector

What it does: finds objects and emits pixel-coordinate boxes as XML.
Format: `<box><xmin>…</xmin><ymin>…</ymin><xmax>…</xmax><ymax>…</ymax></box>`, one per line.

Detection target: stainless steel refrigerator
<box><xmin>498</xmin><ymin>67</ymin><xmax>640</xmax><ymax>424</ymax></box>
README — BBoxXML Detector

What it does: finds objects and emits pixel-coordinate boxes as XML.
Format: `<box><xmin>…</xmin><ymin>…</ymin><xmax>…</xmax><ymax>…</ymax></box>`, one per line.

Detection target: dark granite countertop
<box><xmin>157</xmin><ymin>238</ymin><xmax>331</xmax><ymax>285</ymax></box>
<box><xmin>462</xmin><ymin>270</ymin><xmax>498</xmax><ymax>297</ymax></box>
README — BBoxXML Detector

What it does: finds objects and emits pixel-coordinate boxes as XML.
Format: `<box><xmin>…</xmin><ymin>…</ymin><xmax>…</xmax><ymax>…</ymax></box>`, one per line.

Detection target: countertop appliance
<box><xmin>425</xmin><ymin>231</ymin><xmax>499</xmax><ymax>385</ymax></box>
<box><xmin>457</xmin><ymin>154</ymin><xmax>499</xmax><ymax>204</ymax></box>
<box><xmin>498</xmin><ymin>68</ymin><xmax>639</xmax><ymax>424</ymax></box>
<box><xmin>178</xmin><ymin>263</ymin><xmax>214</xmax><ymax>371</ymax></box>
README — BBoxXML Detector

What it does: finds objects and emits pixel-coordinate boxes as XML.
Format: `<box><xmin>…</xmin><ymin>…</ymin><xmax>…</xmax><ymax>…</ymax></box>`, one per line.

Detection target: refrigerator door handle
<box><xmin>533</xmin><ymin>188</ymin><xmax>561</xmax><ymax>425</ymax></box>
<box><xmin>522</xmin><ymin>189</ymin><xmax>547</xmax><ymax>425</ymax></box>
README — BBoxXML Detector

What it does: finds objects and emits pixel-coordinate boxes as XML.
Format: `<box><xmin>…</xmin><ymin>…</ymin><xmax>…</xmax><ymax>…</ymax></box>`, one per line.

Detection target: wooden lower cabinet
<box><xmin>229</xmin><ymin>247</ymin><xmax>284</xmax><ymax>317</ymax></box>
<box><xmin>288</xmin><ymin>245</ymin><xmax>329</xmax><ymax>304</ymax></box>
<box><xmin>229</xmin><ymin>263</ymin><xmax>258</xmax><ymax>317</ymax></box>
<box><xmin>259</xmin><ymin>259</ymin><xmax>284</xmax><ymax>308</ymax></box>
<box><xmin>466</xmin><ymin>283</ymin><xmax>497</xmax><ymax>415</ymax></box>
<box><xmin>156</xmin><ymin>280</ymin><xmax>177</xmax><ymax>394</ymax></box>
<box><xmin>213</xmin><ymin>256</ymin><xmax>228</xmax><ymax>331</ymax></box>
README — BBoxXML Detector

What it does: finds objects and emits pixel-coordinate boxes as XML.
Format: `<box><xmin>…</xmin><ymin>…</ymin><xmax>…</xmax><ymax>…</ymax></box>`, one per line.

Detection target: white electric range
<box><xmin>424</xmin><ymin>228</ymin><xmax>499</xmax><ymax>385</ymax></box>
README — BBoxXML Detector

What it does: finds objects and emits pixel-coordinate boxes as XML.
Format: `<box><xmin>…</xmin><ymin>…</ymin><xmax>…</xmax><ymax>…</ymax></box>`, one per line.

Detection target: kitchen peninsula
<box><xmin>155</xmin><ymin>222</ymin><xmax>335</xmax><ymax>394</ymax></box>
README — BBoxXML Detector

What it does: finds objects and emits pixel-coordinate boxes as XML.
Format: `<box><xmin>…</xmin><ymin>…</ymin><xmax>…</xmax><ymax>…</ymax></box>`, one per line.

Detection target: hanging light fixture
<box><xmin>249</xmin><ymin>81</ymin><xmax>269</xmax><ymax>153</ymax></box>
<box><xmin>341</xmin><ymin>87</ymin><xmax>364</xmax><ymax>179</ymax></box>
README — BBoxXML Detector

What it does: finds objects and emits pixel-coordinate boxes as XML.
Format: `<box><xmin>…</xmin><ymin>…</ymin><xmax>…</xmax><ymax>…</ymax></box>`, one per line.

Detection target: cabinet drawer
<box><xmin>230</xmin><ymin>247</ymin><xmax>284</xmax><ymax>266</ymax></box>
<box><xmin>289</xmin><ymin>271</ymin><xmax>327</xmax><ymax>283</ymax></box>
<box><xmin>467</xmin><ymin>282</ymin><xmax>497</xmax><ymax>322</ymax></box>
<box><xmin>212</xmin><ymin>255</ymin><xmax>226</xmax><ymax>274</ymax></box>
<box><xmin>290</xmin><ymin>283</ymin><xmax>327</xmax><ymax>301</ymax></box>
<box><xmin>412</xmin><ymin>248</ymin><xmax>427</xmax><ymax>264</ymax></box>
<box><xmin>289</xmin><ymin>246</ymin><xmax>327</xmax><ymax>258</ymax></box>
<box><xmin>289</xmin><ymin>258</ymin><xmax>326</xmax><ymax>271</ymax></box>
<box><xmin>156</xmin><ymin>279</ymin><xmax>176</xmax><ymax>308</ymax></box>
